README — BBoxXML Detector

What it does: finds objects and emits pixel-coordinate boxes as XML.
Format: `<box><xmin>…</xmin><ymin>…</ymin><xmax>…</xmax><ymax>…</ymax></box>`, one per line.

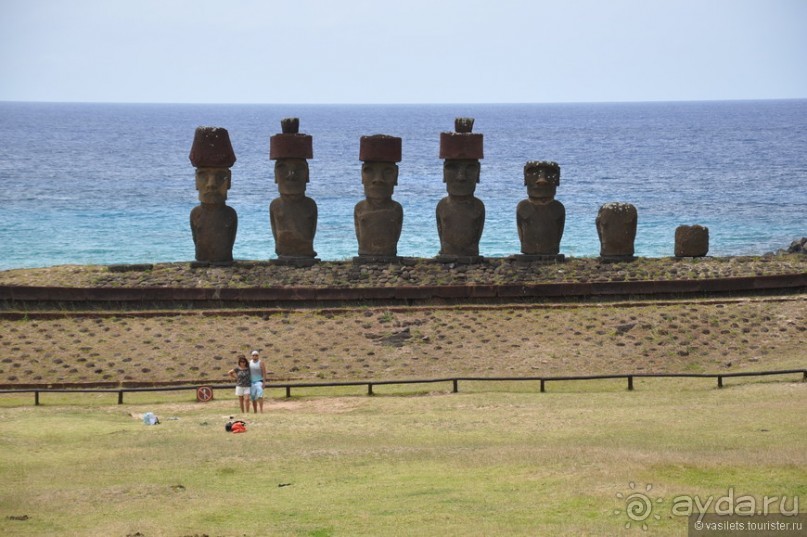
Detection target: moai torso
<box><xmin>516</xmin><ymin>199</ymin><xmax>565</xmax><ymax>255</ymax></box>
<box><xmin>191</xmin><ymin>204</ymin><xmax>238</xmax><ymax>262</ymax></box>
<box><xmin>436</xmin><ymin>195</ymin><xmax>485</xmax><ymax>257</ymax></box>
<box><xmin>355</xmin><ymin>199</ymin><xmax>403</xmax><ymax>256</ymax></box>
<box><xmin>270</xmin><ymin>195</ymin><xmax>317</xmax><ymax>257</ymax></box>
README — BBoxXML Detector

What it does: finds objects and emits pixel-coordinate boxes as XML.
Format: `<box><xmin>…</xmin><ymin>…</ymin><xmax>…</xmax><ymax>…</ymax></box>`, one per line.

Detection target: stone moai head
<box><xmin>359</xmin><ymin>134</ymin><xmax>401</xmax><ymax>201</ymax></box>
<box><xmin>269</xmin><ymin>118</ymin><xmax>313</xmax><ymax>196</ymax></box>
<box><xmin>524</xmin><ymin>161</ymin><xmax>560</xmax><ymax>202</ymax></box>
<box><xmin>440</xmin><ymin>117</ymin><xmax>483</xmax><ymax>197</ymax></box>
<box><xmin>189</xmin><ymin>126</ymin><xmax>236</xmax><ymax>205</ymax></box>
<box><xmin>596</xmin><ymin>202</ymin><xmax>638</xmax><ymax>258</ymax></box>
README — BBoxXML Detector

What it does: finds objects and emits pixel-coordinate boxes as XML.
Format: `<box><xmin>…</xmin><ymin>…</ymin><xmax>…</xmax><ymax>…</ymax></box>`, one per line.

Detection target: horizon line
<box><xmin>2</xmin><ymin>97</ymin><xmax>806</xmax><ymax>107</ymax></box>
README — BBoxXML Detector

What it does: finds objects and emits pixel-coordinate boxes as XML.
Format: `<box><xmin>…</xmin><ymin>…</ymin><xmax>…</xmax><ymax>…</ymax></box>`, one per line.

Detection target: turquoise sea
<box><xmin>0</xmin><ymin>100</ymin><xmax>805</xmax><ymax>270</ymax></box>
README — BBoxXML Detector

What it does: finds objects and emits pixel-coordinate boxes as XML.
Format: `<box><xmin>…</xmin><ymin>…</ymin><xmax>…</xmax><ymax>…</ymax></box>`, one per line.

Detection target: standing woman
<box><xmin>248</xmin><ymin>350</ymin><xmax>267</xmax><ymax>413</ymax></box>
<box><xmin>228</xmin><ymin>357</ymin><xmax>251</xmax><ymax>413</ymax></box>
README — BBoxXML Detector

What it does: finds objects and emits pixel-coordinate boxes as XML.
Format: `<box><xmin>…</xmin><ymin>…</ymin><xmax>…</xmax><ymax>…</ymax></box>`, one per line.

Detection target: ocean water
<box><xmin>0</xmin><ymin>100</ymin><xmax>805</xmax><ymax>270</ymax></box>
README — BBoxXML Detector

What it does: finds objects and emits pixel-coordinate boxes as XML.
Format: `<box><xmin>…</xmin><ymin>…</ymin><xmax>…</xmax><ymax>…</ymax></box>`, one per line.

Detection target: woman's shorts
<box><xmin>235</xmin><ymin>386</ymin><xmax>250</xmax><ymax>397</ymax></box>
<box><xmin>250</xmin><ymin>382</ymin><xmax>264</xmax><ymax>401</ymax></box>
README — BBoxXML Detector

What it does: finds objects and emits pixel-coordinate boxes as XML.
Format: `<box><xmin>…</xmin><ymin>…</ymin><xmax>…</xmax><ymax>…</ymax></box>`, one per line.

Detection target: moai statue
<box><xmin>269</xmin><ymin>118</ymin><xmax>318</xmax><ymax>266</ymax></box>
<box><xmin>596</xmin><ymin>202</ymin><xmax>638</xmax><ymax>261</ymax></box>
<box><xmin>188</xmin><ymin>126</ymin><xmax>238</xmax><ymax>266</ymax></box>
<box><xmin>675</xmin><ymin>225</ymin><xmax>709</xmax><ymax>257</ymax></box>
<box><xmin>514</xmin><ymin>160</ymin><xmax>566</xmax><ymax>262</ymax></box>
<box><xmin>354</xmin><ymin>134</ymin><xmax>404</xmax><ymax>262</ymax></box>
<box><xmin>436</xmin><ymin>117</ymin><xmax>485</xmax><ymax>263</ymax></box>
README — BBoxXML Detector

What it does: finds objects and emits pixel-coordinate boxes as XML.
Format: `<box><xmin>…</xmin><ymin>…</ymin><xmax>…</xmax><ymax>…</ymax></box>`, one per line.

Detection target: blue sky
<box><xmin>1</xmin><ymin>0</ymin><xmax>805</xmax><ymax>104</ymax></box>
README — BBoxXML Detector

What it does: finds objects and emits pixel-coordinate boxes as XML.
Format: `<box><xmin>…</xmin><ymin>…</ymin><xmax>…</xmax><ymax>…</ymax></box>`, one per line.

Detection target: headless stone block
<box><xmin>596</xmin><ymin>202</ymin><xmax>637</xmax><ymax>261</ymax></box>
<box><xmin>675</xmin><ymin>225</ymin><xmax>709</xmax><ymax>257</ymax></box>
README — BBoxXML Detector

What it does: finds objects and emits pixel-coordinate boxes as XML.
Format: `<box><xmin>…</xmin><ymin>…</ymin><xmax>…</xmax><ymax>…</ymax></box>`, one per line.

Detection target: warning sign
<box><xmin>196</xmin><ymin>386</ymin><xmax>213</xmax><ymax>402</ymax></box>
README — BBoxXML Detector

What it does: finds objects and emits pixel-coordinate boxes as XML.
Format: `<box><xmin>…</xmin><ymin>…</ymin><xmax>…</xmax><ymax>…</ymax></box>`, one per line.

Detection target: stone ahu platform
<box><xmin>0</xmin><ymin>255</ymin><xmax>804</xmax><ymax>310</ymax></box>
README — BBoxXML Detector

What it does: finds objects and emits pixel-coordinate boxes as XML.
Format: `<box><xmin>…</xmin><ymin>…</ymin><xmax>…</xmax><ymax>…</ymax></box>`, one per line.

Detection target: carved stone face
<box><xmin>195</xmin><ymin>167</ymin><xmax>231</xmax><ymax>204</ymax></box>
<box><xmin>274</xmin><ymin>158</ymin><xmax>309</xmax><ymax>195</ymax></box>
<box><xmin>524</xmin><ymin>163</ymin><xmax>559</xmax><ymax>201</ymax></box>
<box><xmin>443</xmin><ymin>159</ymin><xmax>480</xmax><ymax>197</ymax></box>
<box><xmin>361</xmin><ymin>161</ymin><xmax>398</xmax><ymax>200</ymax></box>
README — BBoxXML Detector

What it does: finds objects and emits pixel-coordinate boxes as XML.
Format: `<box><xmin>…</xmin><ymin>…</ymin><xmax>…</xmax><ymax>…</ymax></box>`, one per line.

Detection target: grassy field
<box><xmin>1</xmin><ymin>259</ymin><xmax>804</xmax><ymax>535</ymax></box>
<box><xmin>1</xmin><ymin>378</ymin><xmax>805</xmax><ymax>537</ymax></box>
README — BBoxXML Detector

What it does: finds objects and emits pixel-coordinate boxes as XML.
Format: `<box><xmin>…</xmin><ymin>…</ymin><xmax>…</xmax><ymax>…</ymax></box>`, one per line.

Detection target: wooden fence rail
<box><xmin>1</xmin><ymin>369</ymin><xmax>804</xmax><ymax>406</ymax></box>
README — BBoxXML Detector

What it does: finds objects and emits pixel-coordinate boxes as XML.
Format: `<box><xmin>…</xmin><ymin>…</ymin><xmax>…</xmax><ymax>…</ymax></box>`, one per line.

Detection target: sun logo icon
<box><xmin>613</xmin><ymin>482</ymin><xmax>664</xmax><ymax>530</ymax></box>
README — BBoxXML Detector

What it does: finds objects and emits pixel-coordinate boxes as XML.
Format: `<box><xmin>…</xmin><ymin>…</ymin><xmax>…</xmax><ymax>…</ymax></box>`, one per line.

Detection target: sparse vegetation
<box><xmin>0</xmin><ymin>255</ymin><xmax>804</xmax><ymax>289</ymax></box>
<box><xmin>0</xmin><ymin>298</ymin><xmax>803</xmax><ymax>386</ymax></box>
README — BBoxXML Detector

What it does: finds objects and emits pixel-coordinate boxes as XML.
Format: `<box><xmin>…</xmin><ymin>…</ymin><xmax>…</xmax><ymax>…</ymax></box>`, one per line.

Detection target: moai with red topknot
<box><xmin>354</xmin><ymin>134</ymin><xmax>404</xmax><ymax>262</ymax></box>
<box><xmin>269</xmin><ymin>118</ymin><xmax>318</xmax><ymax>266</ymax></box>
<box><xmin>436</xmin><ymin>117</ymin><xmax>485</xmax><ymax>263</ymax></box>
<box><xmin>189</xmin><ymin>126</ymin><xmax>238</xmax><ymax>265</ymax></box>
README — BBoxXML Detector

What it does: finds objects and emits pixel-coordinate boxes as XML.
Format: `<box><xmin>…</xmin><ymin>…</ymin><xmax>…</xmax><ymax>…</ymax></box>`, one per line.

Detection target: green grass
<box><xmin>0</xmin><ymin>379</ymin><xmax>805</xmax><ymax>536</ymax></box>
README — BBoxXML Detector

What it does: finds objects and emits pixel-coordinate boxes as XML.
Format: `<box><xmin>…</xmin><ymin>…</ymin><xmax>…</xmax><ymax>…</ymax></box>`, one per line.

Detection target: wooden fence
<box><xmin>1</xmin><ymin>369</ymin><xmax>804</xmax><ymax>406</ymax></box>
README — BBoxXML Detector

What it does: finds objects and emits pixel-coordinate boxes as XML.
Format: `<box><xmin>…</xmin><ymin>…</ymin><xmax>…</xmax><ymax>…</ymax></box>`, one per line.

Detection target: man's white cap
<box><xmin>251</xmin><ymin>350</ymin><xmax>259</xmax><ymax>356</ymax></box>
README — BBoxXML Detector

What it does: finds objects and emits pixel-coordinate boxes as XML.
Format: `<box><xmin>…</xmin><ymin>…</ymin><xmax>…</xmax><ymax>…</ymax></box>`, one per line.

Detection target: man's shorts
<box><xmin>250</xmin><ymin>381</ymin><xmax>264</xmax><ymax>401</ymax></box>
<box><xmin>235</xmin><ymin>386</ymin><xmax>250</xmax><ymax>397</ymax></box>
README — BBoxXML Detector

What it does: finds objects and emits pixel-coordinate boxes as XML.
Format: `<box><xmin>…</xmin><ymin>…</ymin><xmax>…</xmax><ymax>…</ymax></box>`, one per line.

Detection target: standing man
<box><xmin>248</xmin><ymin>350</ymin><xmax>267</xmax><ymax>413</ymax></box>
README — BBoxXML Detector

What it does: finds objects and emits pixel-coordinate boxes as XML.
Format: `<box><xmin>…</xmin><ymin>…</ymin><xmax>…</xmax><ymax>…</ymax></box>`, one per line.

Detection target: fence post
<box><xmin>367</xmin><ymin>383</ymin><xmax>374</xmax><ymax>396</ymax></box>
<box><xmin>285</xmin><ymin>386</ymin><xmax>291</xmax><ymax>398</ymax></box>
<box><xmin>452</xmin><ymin>379</ymin><xmax>458</xmax><ymax>393</ymax></box>
<box><xmin>118</xmin><ymin>390</ymin><xmax>124</xmax><ymax>405</ymax></box>
<box><xmin>627</xmin><ymin>375</ymin><xmax>634</xmax><ymax>391</ymax></box>
<box><xmin>35</xmin><ymin>390</ymin><xmax>40</xmax><ymax>406</ymax></box>
<box><xmin>540</xmin><ymin>379</ymin><xmax>546</xmax><ymax>393</ymax></box>
<box><xmin>803</xmin><ymin>371</ymin><xmax>807</xmax><ymax>382</ymax></box>
<box><xmin>717</xmin><ymin>376</ymin><xmax>723</xmax><ymax>389</ymax></box>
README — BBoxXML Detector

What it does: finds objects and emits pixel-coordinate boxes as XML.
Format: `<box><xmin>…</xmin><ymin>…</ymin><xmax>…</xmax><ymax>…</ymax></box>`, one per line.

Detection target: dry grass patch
<box><xmin>0</xmin><ymin>298</ymin><xmax>804</xmax><ymax>386</ymax></box>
